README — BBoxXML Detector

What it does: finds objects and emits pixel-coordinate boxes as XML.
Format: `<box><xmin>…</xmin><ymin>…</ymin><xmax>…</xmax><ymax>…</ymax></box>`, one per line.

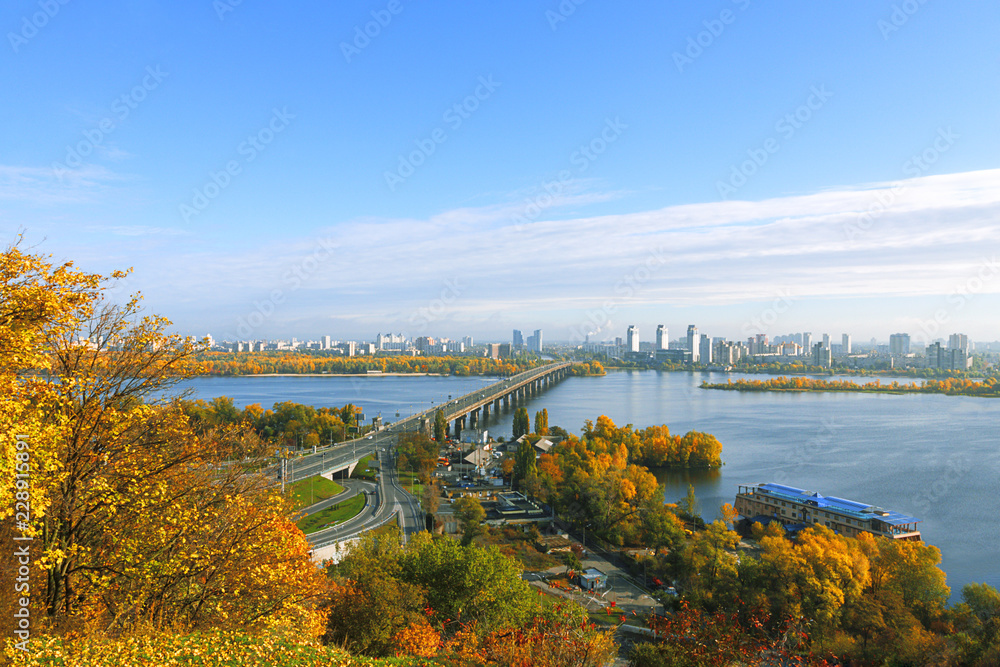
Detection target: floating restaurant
<box><xmin>735</xmin><ymin>482</ymin><xmax>922</xmax><ymax>541</ymax></box>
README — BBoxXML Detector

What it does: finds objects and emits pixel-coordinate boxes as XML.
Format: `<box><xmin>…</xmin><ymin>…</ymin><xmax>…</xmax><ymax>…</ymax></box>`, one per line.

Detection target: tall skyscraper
<box><xmin>842</xmin><ymin>334</ymin><xmax>851</xmax><ymax>355</ymax></box>
<box><xmin>699</xmin><ymin>334</ymin><xmax>712</xmax><ymax>364</ymax></box>
<box><xmin>512</xmin><ymin>329</ymin><xmax>523</xmax><ymax>349</ymax></box>
<box><xmin>802</xmin><ymin>332</ymin><xmax>812</xmax><ymax>354</ymax></box>
<box><xmin>626</xmin><ymin>325</ymin><xmax>639</xmax><ymax>353</ymax></box>
<box><xmin>322</xmin><ymin>335</ymin><xmax>331</xmax><ymax>350</ymax></box>
<box><xmin>822</xmin><ymin>333</ymin><xmax>830</xmax><ymax>350</ymax></box>
<box><xmin>889</xmin><ymin>333</ymin><xmax>910</xmax><ymax>356</ymax></box>
<box><xmin>686</xmin><ymin>325</ymin><xmax>699</xmax><ymax>363</ymax></box>
<box><xmin>655</xmin><ymin>325</ymin><xmax>667</xmax><ymax>350</ymax></box>
<box><xmin>532</xmin><ymin>329</ymin><xmax>543</xmax><ymax>353</ymax></box>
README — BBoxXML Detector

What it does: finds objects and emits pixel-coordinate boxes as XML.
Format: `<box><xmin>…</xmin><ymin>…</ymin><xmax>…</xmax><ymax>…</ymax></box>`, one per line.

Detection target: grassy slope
<box><xmin>296</xmin><ymin>494</ymin><xmax>366</xmax><ymax>534</ymax></box>
<box><xmin>287</xmin><ymin>476</ymin><xmax>345</xmax><ymax>510</ymax></box>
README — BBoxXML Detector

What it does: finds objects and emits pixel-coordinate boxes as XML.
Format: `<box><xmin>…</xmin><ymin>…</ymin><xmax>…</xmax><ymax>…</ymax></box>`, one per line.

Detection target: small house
<box><xmin>576</xmin><ymin>567</ymin><xmax>607</xmax><ymax>591</ymax></box>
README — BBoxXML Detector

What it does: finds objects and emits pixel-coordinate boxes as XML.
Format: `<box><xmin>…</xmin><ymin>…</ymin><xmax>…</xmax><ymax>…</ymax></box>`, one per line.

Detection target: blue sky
<box><xmin>3</xmin><ymin>1</ymin><xmax>999</xmax><ymax>344</ymax></box>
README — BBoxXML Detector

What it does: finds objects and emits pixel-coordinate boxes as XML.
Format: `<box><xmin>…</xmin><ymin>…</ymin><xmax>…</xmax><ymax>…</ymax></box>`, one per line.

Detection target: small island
<box><xmin>701</xmin><ymin>375</ymin><xmax>1000</xmax><ymax>397</ymax></box>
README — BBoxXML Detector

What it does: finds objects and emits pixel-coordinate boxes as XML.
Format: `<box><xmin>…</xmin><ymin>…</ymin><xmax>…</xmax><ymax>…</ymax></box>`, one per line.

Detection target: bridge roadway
<box><xmin>273</xmin><ymin>361</ymin><xmax>574</xmax><ymax>552</ymax></box>
<box><xmin>281</xmin><ymin>360</ymin><xmax>573</xmax><ymax>486</ymax></box>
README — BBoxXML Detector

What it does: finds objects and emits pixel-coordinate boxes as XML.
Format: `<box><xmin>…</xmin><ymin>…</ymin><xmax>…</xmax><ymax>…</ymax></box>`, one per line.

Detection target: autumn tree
<box><xmin>397</xmin><ymin>431</ymin><xmax>438</xmax><ymax>482</ymax></box>
<box><xmin>534</xmin><ymin>408</ymin><xmax>548</xmax><ymax>435</ymax></box>
<box><xmin>1</xmin><ymin>243</ymin><xmax>327</xmax><ymax>637</ymax></box>
<box><xmin>513</xmin><ymin>406</ymin><xmax>530</xmax><ymax>439</ymax></box>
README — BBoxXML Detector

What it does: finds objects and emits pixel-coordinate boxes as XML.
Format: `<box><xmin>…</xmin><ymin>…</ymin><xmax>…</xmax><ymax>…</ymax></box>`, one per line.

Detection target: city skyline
<box><xmin>3</xmin><ymin>3</ymin><xmax>999</xmax><ymax>342</ymax></box>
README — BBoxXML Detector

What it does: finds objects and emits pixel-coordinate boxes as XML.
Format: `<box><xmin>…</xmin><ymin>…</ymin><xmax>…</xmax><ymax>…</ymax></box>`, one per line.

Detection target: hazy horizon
<box><xmin>4</xmin><ymin>3</ymin><xmax>998</xmax><ymax>343</ymax></box>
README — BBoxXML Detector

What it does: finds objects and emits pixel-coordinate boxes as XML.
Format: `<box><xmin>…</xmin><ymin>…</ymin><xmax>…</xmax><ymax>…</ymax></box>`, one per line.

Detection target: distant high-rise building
<box><xmin>802</xmin><ymin>332</ymin><xmax>812</xmax><ymax>354</ymax></box>
<box><xmin>699</xmin><ymin>334</ymin><xmax>712</xmax><ymax>364</ymax></box>
<box><xmin>655</xmin><ymin>325</ymin><xmax>667</xmax><ymax>350</ymax></box>
<box><xmin>322</xmin><ymin>335</ymin><xmax>331</xmax><ymax>350</ymax></box>
<box><xmin>463</xmin><ymin>336</ymin><xmax>474</xmax><ymax>348</ymax></box>
<box><xmin>376</xmin><ymin>332</ymin><xmax>407</xmax><ymax>351</ymax></box>
<box><xmin>889</xmin><ymin>333</ymin><xmax>910</xmax><ymax>356</ymax></box>
<box><xmin>533</xmin><ymin>329</ymin><xmax>543</xmax><ymax>353</ymax></box>
<box><xmin>686</xmin><ymin>325</ymin><xmax>699</xmax><ymax>363</ymax></box>
<box><xmin>812</xmin><ymin>342</ymin><xmax>831</xmax><ymax>368</ymax></box>
<box><xmin>512</xmin><ymin>329</ymin><xmax>523</xmax><ymax>349</ymax></box>
<box><xmin>928</xmin><ymin>341</ymin><xmax>972</xmax><ymax>370</ymax></box>
<box><xmin>948</xmin><ymin>333</ymin><xmax>970</xmax><ymax>353</ymax></box>
<box><xmin>822</xmin><ymin>333</ymin><xmax>830</xmax><ymax>350</ymax></box>
<box><xmin>841</xmin><ymin>334</ymin><xmax>851</xmax><ymax>355</ymax></box>
<box><xmin>626</xmin><ymin>325</ymin><xmax>639</xmax><ymax>353</ymax></box>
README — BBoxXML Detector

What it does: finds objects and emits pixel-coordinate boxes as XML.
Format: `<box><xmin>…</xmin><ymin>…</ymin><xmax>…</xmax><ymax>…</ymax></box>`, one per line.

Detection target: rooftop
<box><xmin>747</xmin><ymin>482</ymin><xmax>920</xmax><ymax>526</ymax></box>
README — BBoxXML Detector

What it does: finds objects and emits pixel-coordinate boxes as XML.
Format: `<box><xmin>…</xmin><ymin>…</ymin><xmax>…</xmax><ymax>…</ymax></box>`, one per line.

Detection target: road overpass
<box><xmin>269</xmin><ymin>361</ymin><xmax>575</xmax><ymax>554</ymax></box>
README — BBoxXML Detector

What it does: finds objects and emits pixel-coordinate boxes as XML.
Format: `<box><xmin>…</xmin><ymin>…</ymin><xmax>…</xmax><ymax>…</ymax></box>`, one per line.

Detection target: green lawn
<box><xmin>351</xmin><ymin>453</ymin><xmax>377</xmax><ymax>481</ymax></box>
<box><xmin>286</xmin><ymin>475</ymin><xmax>344</xmax><ymax>510</ymax></box>
<box><xmin>295</xmin><ymin>494</ymin><xmax>366</xmax><ymax>534</ymax></box>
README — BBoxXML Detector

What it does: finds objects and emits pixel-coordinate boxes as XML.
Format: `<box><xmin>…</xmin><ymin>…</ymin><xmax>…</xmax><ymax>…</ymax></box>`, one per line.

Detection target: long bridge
<box><xmin>271</xmin><ymin>361</ymin><xmax>575</xmax><ymax>552</ymax></box>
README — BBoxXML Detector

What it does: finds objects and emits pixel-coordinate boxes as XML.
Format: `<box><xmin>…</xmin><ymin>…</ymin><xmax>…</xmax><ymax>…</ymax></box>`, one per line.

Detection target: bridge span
<box><xmin>283</xmin><ymin>361</ymin><xmax>574</xmax><ymax>483</ymax></box>
<box><xmin>414</xmin><ymin>361</ymin><xmax>573</xmax><ymax>435</ymax></box>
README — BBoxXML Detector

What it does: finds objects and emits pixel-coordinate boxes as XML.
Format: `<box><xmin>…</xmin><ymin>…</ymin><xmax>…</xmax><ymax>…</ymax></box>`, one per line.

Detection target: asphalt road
<box><xmin>284</xmin><ymin>362</ymin><xmax>569</xmax><ymax>548</ymax></box>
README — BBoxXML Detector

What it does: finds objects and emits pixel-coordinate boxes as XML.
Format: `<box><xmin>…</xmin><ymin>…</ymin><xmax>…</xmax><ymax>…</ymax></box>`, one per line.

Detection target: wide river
<box><xmin>178</xmin><ymin>370</ymin><xmax>1000</xmax><ymax>600</ymax></box>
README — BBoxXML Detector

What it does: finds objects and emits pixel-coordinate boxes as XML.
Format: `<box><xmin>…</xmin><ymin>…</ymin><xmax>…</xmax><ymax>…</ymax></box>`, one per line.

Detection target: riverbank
<box><xmin>701</xmin><ymin>376</ymin><xmax>1000</xmax><ymax>397</ymax></box>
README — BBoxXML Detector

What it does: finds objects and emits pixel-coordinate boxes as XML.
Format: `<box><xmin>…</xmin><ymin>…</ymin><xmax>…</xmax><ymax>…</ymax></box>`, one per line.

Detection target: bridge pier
<box><xmin>470</xmin><ymin>409</ymin><xmax>479</xmax><ymax>428</ymax></box>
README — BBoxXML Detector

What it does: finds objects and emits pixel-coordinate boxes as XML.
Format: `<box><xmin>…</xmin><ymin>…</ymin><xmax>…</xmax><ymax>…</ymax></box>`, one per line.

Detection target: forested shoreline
<box><xmin>702</xmin><ymin>375</ymin><xmax>1000</xmax><ymax>397</ymax></box>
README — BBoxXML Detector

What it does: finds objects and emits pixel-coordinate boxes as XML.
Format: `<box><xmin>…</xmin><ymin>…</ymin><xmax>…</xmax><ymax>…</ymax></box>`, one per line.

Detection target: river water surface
<box><xmin>178</xmin><ymin>370</ymin><xmax>1000</xmax><ymax>600</ymax></box>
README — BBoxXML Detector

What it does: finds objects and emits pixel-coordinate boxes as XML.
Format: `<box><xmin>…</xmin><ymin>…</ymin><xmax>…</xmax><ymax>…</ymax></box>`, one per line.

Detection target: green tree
<box><xmin>400</xmin><ymin>533</ymin><xmax>536</xmax><ymax>632</ymax></box>
<box><xmin>453</xmin><ymin>495</ymin><xmax>486</xmax><ymax>546</ymax></box>
<box><xmin>513</xmin><ymin>406</ymin><xmax>530</xmax><ymax>439</ymax></box>
<box><xmin>512</xmin><ymin>440</ymin><xmax>537</xmax><ymax>491</ymax></box>
<box><xmin>681</xmin><ymin>483</ymin><xmax>699</xmax><ymax>518</ymax></box>
<box><xmin>434</xmin><ymin>408</ymin><xmax>447</xmax><ymax>442</ymax></box>
<box><xmin>562</xmin><ymin>550</ymin><xmax>582</xmax><ymax>573</ymax></box>
<box><xmin>534</xmin><ymin>408</ymin><xmax>549</xmax><ymax>435</ymax></box>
